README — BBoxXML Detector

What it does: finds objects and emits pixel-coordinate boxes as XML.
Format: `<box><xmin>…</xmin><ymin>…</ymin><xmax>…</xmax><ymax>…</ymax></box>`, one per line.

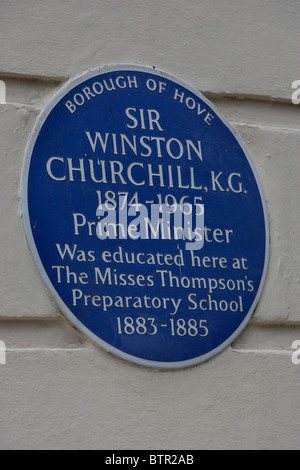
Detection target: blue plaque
<box><xmin>22</xmin><ymin>66</ymin><xmax>269</xmax><ymax>368</ymax></box>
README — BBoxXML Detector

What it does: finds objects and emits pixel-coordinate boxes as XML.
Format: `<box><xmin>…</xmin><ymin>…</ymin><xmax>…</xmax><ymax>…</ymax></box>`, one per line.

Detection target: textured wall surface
<box><xmin>0</xmin><ymin>0</ymin><xmax>299</xmax><ymax>450</ymax></box>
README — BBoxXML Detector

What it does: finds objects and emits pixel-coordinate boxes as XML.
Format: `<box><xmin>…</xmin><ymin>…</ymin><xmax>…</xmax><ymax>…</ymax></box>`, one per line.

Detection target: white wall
<box><xmin>0</xmin><ymin>0</ymin><xmax>299</xmax><ymax>450</ymax></box>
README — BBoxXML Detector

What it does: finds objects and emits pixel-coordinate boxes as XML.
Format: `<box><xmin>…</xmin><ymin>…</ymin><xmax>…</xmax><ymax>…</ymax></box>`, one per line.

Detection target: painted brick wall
<box><xmin>0</xmin><ymin>0</ymin><xmax>299</xmax><ymax>450</ymax></box>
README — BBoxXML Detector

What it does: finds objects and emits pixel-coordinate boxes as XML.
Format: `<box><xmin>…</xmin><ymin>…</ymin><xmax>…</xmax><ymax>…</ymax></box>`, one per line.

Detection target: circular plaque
<box><xmin>22</xmin><ymin>66</ymin><xmax>269</xmax><ymax>368</ymax></box>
